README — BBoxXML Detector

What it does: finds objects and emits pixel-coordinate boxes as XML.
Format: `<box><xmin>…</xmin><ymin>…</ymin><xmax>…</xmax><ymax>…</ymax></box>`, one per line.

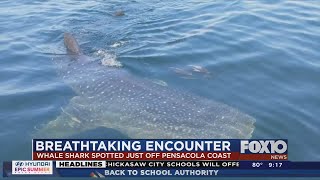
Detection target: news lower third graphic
<box><xmin>2</xmin><ymin>139</ymin><xmax>320</xmax><ymax>177</ymax></box>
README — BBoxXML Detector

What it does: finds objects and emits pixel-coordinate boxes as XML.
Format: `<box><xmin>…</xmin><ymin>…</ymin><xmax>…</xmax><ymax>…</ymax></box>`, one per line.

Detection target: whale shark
<box><xmin>36</xmin><ymin>33</ymin><xmax>255</xmax><ymax>139</ymax></box>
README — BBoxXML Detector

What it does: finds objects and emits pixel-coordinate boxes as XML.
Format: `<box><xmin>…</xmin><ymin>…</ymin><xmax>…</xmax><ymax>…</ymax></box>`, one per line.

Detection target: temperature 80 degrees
<box><xmin>252</xmin><ymin>162</ymin><xmax>263</xmax><ymax>168</ymax></box>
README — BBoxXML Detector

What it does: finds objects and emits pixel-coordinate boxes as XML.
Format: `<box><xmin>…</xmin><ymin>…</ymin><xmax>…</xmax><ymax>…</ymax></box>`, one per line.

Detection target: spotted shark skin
<box><xmin>37</xmin><ymin>33</ymin><xmax>255</xmax><ymax>139</ymax></box>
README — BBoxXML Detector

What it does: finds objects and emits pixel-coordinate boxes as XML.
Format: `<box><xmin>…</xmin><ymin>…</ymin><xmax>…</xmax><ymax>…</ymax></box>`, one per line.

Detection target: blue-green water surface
<box><xmin>0</xmin><ymin>0</ymin><xmax>320</xmax><ymax>179</ymax></box>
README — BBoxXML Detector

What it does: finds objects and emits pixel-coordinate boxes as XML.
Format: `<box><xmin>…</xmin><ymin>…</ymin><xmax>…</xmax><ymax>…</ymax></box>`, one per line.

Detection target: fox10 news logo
<box><xmin>240</xmin><ymin>140</ymin><xmax>287</xmax><ymax>154</ymax></box>
<box><xmin>12</xmin><ymin>161</ymin><xmax>53</xmax><ymax>175</ymax></box>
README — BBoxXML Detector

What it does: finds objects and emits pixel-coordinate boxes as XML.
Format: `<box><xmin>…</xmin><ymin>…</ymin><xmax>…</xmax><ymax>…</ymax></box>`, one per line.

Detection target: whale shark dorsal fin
<box><xmin>64</xmin><ymin>32</ymin><xmax>82</xmax><ymax>55</ymax></box>
<box><xmin>63</xmin><ymin>32</ymin><xmax>92</xmax><ymax>64</ymax></box>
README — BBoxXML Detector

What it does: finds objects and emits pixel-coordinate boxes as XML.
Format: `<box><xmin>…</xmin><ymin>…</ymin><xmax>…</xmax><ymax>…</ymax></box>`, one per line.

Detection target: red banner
<box><xmin>33</xmin><ymin>152</ymin><xmax>287</xmax><ymax>161</ymax></box>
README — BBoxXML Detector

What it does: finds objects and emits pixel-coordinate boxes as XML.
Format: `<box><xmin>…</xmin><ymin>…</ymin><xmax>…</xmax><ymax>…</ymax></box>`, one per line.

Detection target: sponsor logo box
<box><xmin>12</xmin><ymin>161</ymin><xmax>52</xmax><ymax>175</ymax></box>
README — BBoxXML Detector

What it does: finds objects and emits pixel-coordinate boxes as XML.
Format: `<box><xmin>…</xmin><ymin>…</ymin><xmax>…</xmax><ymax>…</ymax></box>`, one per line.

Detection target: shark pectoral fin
<box><xmin>64</xmin><ymin>96</ymin><xmax>96</xmax><ymax>125</ymax></box>
<box><xmin>33</xmin><ymin>96</ymin><xmax>95</xmax><ymax>138</ymax></box>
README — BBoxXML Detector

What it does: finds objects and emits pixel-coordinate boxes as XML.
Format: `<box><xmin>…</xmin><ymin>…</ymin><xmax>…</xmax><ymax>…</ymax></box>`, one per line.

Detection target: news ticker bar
<box><xmin>55</xmin><ymin>161</ymin><xmax>283</xmax><ymax>169</ymax></box>
<box><xmin>12</xmin><ymin>161</ymin><xmax>320</xmax><ymax>169</ymax></box>
<box><xmin>3</xmin><ymin>161</ymin><xmax>320</xmax><ymax>177</ymax></box>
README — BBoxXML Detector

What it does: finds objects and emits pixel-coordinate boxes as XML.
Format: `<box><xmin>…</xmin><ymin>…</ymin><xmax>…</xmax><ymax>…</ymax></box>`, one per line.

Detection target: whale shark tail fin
<box><xmin>64</xmin><ymin>32</ymin><xmax>82</xmax><ymax>55</ymax></box>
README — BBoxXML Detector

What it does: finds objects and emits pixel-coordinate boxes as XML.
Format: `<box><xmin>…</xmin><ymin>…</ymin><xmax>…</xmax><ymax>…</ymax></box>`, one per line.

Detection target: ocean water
<box><xmin>1</xmin><ymin>0</ymin><xmax>320</xmax><ymax>179</ymax></box>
